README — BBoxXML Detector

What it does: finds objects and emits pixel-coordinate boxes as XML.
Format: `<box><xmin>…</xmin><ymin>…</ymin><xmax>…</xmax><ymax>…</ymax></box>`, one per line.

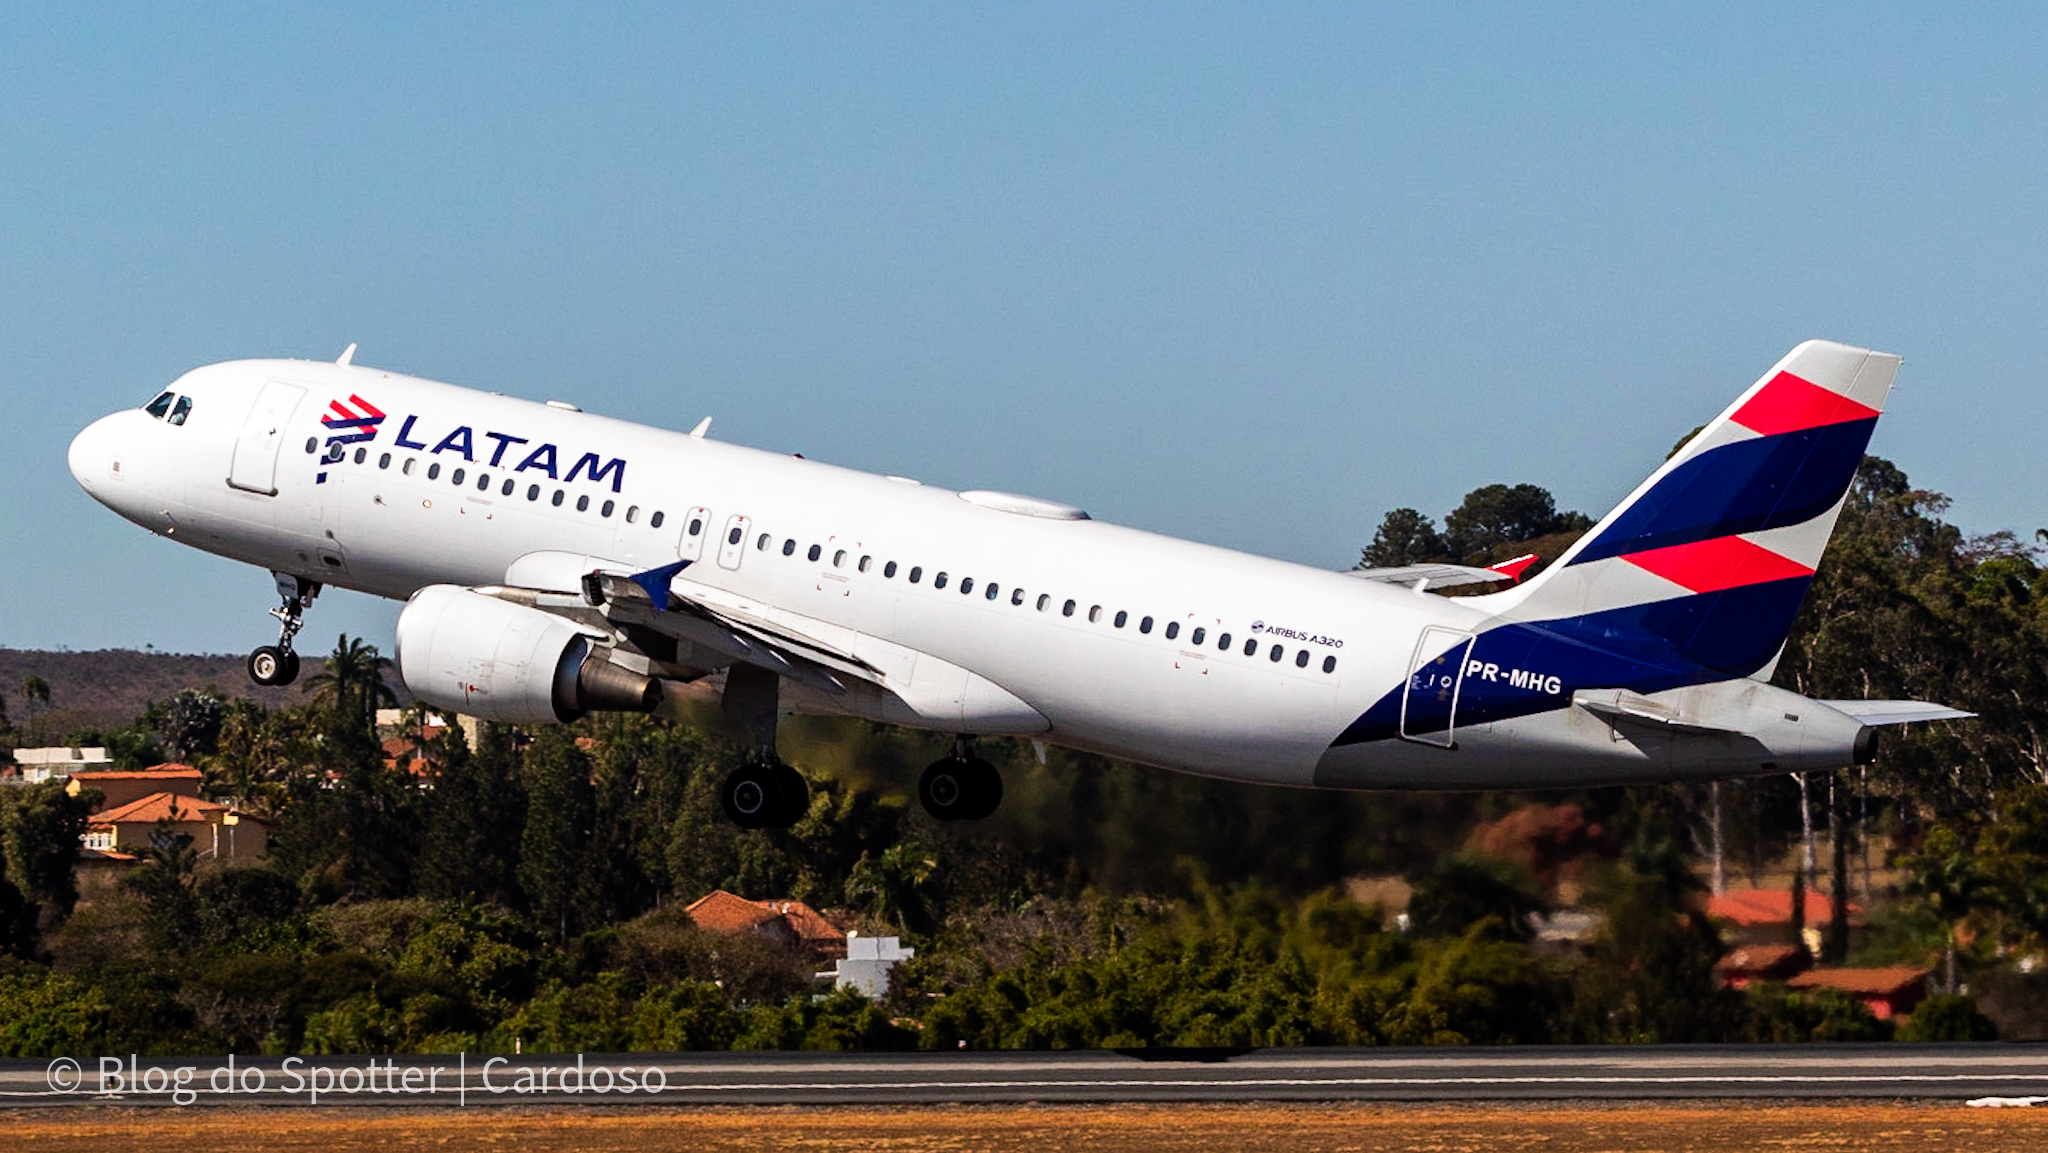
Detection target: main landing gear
<box><xmin>717</xmin><ymin>664</ymin><xmax>812</xmax><ymax>830</ymax></box>
<box><xmin>919</xmin><ymin>738</ymin><xmax>1002</xmax><ymax>822</ymax></box>
<box><xmin>248</xmin><ymin>572</ymin><xmax>319</xmax><ymax>687</ymax></box>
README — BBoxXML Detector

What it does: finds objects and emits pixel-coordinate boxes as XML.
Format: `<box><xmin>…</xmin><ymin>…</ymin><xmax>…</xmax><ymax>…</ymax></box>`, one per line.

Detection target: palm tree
<box><xmin>303</xmin><ymin>634</ymin><xmax>398</xmax><ymax>732</ymax></box>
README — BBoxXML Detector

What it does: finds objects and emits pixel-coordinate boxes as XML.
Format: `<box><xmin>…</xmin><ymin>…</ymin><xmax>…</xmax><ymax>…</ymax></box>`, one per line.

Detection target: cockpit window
<box><xmin>168</xmin><ymin>396</ymin><xmax>193</xmax><ymax>426</ymax></box>
<box><xmin>144</xmin><ymin>391</ymin><xmax>175</xmax><ymax>419</ymax></box>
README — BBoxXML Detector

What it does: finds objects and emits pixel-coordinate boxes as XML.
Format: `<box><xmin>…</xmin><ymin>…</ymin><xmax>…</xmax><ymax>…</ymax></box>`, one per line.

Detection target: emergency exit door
<box><xmin>1400</xmin><ymin>626</ymin><xmax>1474</xmax><ymax>748</ymax></box>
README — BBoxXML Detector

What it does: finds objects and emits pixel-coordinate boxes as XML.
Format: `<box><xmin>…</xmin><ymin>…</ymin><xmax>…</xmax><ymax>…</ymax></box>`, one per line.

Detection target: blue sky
<box><xmin>4</xmin><ymin>5</ymin><xmax>2044</xmax><ymax>657</ymax></box>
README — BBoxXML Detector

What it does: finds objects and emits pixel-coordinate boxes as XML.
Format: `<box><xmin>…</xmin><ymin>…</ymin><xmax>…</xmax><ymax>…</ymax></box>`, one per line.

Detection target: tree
<box><xmin>0</xmin><ymin>782</ymin><xmax>95</xmax><ymax>927</ymax></box>
<box><xmin>417</xmin><ymin>721</ymin><xmax>526</xmax><ymax>908</ymax></box>
<box><xmin>1902</xmin><ymin>826</ymin><xmax>1986</xmax><ymax>994</ymax></box>
<box><xmin>1358</xmin><ymin>508</ymin><xmax>1448</xmax><ymax>568</ymax></box>
<box><xmin>1405</xmin><ymin>856</ymin><xmax>1544</xmax><ymax>942</ymax></box>
<box><xmin>303</xmin><ymin>634</ymin><xmax>398</xmax><ymax>744</ymax></box>
<box><xmin>519</xmin><ymin>728</ymin><xmax>598</xmax><ymax>945</ymax></box>
<box><xmin>847</xmin><ymin>840</ymin><xmax>939</xmax><ymax>936</ymax></box>
<box><xmin>1441</xmin><ymin>483</ymin><xmax>1590</xmax><ymax>562</ymax></box>
<box><xmin>126</xmin><ymin>822</ymin><xmax>202</xmax><ymax>951</ymax></box>
<box><xmin>146</xmin><ymin>688</ymin><xmax>226</xmax><ymax>762</ymax></box>
<box><xmin>19</xmin><ymin>676</ymin><xmax>50</xmax><ymax>733</ymax></box>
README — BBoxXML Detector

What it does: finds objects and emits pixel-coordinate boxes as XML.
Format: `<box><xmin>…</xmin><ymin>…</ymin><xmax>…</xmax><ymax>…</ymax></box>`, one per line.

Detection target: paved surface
<box><xmin>6</xmin><ymin>1046</ymin><xmax>2048</xmax><ymax>1108</ymax></box>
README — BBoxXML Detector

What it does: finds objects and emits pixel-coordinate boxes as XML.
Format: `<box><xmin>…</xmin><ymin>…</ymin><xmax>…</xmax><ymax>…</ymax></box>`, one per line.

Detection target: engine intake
<box><xmin>395</xmin><ymin>585</ymin><xmax>662</xmax><ymax>724</ymax></box>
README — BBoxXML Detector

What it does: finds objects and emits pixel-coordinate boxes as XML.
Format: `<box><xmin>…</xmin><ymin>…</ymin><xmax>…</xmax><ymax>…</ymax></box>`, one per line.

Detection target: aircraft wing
<box><xmin>1345</xmin><ymin>562</ymin><xmax>1513</xmax><ymax>591</ymax></box>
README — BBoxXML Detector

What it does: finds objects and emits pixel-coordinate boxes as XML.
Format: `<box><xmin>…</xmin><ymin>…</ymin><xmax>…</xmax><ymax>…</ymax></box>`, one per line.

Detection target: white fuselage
<box><xmin>69</xmin><ymin>357</ymin><xmax>1870</xmax><ymax>790</ymax></box>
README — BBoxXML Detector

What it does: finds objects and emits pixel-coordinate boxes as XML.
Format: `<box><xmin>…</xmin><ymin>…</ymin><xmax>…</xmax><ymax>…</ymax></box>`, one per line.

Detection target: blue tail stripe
<box><xmin>1332</xmin><ymin>577</ymin><xmax>1813</xmax><ymax>747</ymax></box>
<box><xmin>1568</xmin><ymin>418</ymin><xmax>1875</xmax><ymax>565</ymax></box>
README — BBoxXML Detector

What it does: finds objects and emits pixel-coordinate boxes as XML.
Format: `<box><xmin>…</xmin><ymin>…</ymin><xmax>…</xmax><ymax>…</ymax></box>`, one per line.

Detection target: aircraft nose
<box><xmin>68</xmin><ymin>413</ymin><xmax>124</xmax><ymax>496</ymax></box>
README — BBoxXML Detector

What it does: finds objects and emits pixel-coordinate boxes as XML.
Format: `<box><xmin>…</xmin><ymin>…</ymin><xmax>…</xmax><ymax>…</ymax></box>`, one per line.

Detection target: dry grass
<box><xmin>8</xmin><ymin>1101</ymin><xmax>2048</xmax><ymax>1152</ymax></box>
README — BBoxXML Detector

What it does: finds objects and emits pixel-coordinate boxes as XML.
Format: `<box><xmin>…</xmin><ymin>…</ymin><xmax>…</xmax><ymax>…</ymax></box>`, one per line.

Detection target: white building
<box><xmin>818</xmin><ymin>932</ymin><xmax>915</xmax><ymax>1000</ymax></box>
<box><xmin>9</xmin><ymin>747</ymin><xmax>112</xmax><ymax>785</ymax></box>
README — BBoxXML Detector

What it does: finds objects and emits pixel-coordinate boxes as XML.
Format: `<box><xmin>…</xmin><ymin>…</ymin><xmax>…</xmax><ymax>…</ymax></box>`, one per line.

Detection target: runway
<box><xmin>8</xmin><ymin>1045</ymin><xmax>2048</xmax><ymax>1108</ymax></box>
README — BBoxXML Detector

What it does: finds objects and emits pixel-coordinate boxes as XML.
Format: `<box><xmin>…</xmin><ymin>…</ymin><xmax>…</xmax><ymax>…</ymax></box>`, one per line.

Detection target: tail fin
<box><xmin>1485</xmin><ymin>340</ymin><xmax>1899</xmax><ymax>679</ymax></box>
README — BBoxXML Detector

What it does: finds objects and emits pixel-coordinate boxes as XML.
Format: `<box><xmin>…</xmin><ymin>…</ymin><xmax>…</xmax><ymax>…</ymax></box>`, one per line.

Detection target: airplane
<box><xmin>68</xmin><ymin>339</ymin><xmax>1971</xmax><ymax>828</ymax></box>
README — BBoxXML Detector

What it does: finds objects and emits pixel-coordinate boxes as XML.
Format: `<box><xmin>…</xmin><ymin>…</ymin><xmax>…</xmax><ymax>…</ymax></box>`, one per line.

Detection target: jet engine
<box><xmin>395</xmin><ymin>584</ymin><xmax>662</xmax><ymax>724</ymax></box>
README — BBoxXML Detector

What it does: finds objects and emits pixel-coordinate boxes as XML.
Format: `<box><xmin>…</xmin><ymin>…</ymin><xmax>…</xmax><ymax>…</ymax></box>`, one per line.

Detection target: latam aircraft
<box><xmin>68</xmin><ymin>340</ymin><xmax>1968</xmax><ymax>828</ymax></box>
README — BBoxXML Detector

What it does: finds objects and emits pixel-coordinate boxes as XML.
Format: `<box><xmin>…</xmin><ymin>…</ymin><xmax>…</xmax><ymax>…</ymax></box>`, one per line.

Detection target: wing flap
<box><xmin>1823</xmin><ymin>699</ymin><xmax>1976</xmax><ymax>726</ymax></box>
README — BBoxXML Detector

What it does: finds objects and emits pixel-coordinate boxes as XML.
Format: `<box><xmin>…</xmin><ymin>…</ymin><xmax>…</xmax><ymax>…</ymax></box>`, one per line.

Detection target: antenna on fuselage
<box><xmin>689</xmin><ymin>416</ymin><xmax>712</xmax><ymax>439</ymax></box>
<box><xmin>336</xmin><ymin>342</ymin><xmax>358</xmax><ymax>366</ymax></box>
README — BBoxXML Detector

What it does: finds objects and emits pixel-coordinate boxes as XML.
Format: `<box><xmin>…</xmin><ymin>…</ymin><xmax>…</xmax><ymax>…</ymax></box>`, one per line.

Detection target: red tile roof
<box><xmin>92</xmin><ymin>791</ymin><xmax>230</xmax><ymax>826</ymax></box>
<box><xmin>1707</xmin><ymin>887</ymin><xmax>1864</xmax><ymax>927</ymax></box>
<box><xmin>1787</xmin><ymin>967</ymin><xmax>1930</xmax><ymax>997</ymax></box>
<box><xmin>684</xmin><ymin>890</ymin><xmax>845</xmax><ymax>947</ymax></box>
<box><xmin>70</xmin><ymin>765</ymin><xmax>202</xmax><ymax>783</ymax></box>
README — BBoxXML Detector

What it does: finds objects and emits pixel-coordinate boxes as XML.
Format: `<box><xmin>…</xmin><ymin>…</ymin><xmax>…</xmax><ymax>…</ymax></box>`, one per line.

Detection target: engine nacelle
<box><xmin>395</xmin><ymin>584</ymin><xmax>662</xmax><ymax>724</ymax></box>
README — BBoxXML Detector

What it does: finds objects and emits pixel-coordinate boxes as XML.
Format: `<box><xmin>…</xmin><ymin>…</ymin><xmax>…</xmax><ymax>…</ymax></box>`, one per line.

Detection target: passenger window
<box><xmin>935</xmin><ymin>572</ymin><xmax>949</xmax><ymax>590</ymax></box>
<box><xmin>451</xmin><ymin>467</ymin><xmax>465</xmax><ymax>485</ymax></box>
<box><xmin>503</xmin><ymin>479</ymin><xmax>515</xmax><ymax>496</ymax></box>
<box><xmin>552</xmin><ymin>490</ymin><xmax>565</xmax><ymax>506</ymax></box>
<box><xmin>651</xmin><ymin>510</ymin><xmax>665</xmax><ymax>527</ymax></box>
<box><xmin>859</xmin><ymin>556</ymin><xmax>872</xmax><ymax>573</ymax></box>
<box><xmin>960</xmin><ymin>577</ymin><xmax>973</xmax><ymax>595</ymax></box>
<box><xmin>987</xmin><ymin>583</ymin><xmax>1001</xmax><ymax>601</ymax></box>
<box><xmin>355</xmin><ymin>447</ymin><xmax>368</xmax><ymax>464</ymax></box>
<box><xmin>1037</xmin><ymin>594</ymin><xmax>1050</xmax><ymax>611</ymax></box>
<box><xmin>783</xmin><ymin>539</ymin><xmax>796</xmax><ymax>556</ymax></box>
<box><xmin>1323</xmin><ymin>656</ymin><xmax>1337</xmax><ymax>674</ymax></box>
<box><xmin>601</xmin><ymin>500</ymin><xmax>615</xmax><ymax>518</ymax></box>
<box><xmin>885</xmin><ymin>561</ymin><xmax>898</xmax><ymax>578</ymax></box>
<box><xmin>806</xmin><ymin>544</ymin><xmax>821</xmax><ymax>562</ymax></box>
<box><xmin>1244</xmin><ymin>638</ymin><xmax>1258</xmax><ymax>657</ymax></box>
<box><xmin>1011</xmin><ymin>588</ymin><xmax>1025</xmax><ymax>606</ymax></box>
<box><xmin>909</xmin><ymin>566</ymin><xmax>923</xmax><ymax>583</ymax></box>
<box><xmin>305</xmin><ymin>437</ymin><xmax>318</xmax><ymax>454</ymax></box>
<box><xmin>1114</xmin><ymin>610</ymin><xmax>1128</xmax><ymax>628</ymax></box>
<box><xmin>168</xmin><ymin>396</ymin><xmax>193</xmax><ymax>425</ymax></box>
<box><xmin>145</xmin><ymin>391</ymin><xmax>175</xmax><ymax>419</ymax></box>
<box><xmin>1088</xmin><ymin>606</ymin><xmax>1102</xmax><ymax>624</ymax></box>
<box><xmin>1190</xmin><ymin>627</ymin><xmax>1204</xmax><ymax>645</ymax></box>
<box><xmin>1062</xmin><ymin>600</ymin><xmax>1076</xmax><ymax>617</ymax></box>
<box><xmin>834</xmin><ymin>549</ymin><xmax>846</xmax><ymax>567</ymax></box>
<box><xmin>1140</xmin><ymin>616</ymin><xmax>1153</xmax><ymax>634</ymax></box>
<box><xmin>626</xmin><ymin>505</ymin><xmax>639</xmax><ymax>523</ymax></box>
<box><xmin>757</xmin><ymin>533</ymin><xmax>771</xmax><ymax>550</ymax></box>
<box><xmin>1268</xmin><ymin>644</ymin><xmax>1283</xmax><ymax>662</ymax></box>
<box><xmin>404</xmin><ymin>459</ymin><xmax>416</xmax><ymax>476</ymax></box>
<box><xmin>324</xmin><ymin>443</ymin><xmax>345</xmax><ymax>463</ymax></box>
<box><xmin>1166</xmin><ymin>621</ymin><xmax>1180</xmax><ymax>639</ymax></box>
<box><xmin>379</xmin><ymin>452</ymin><xmax>391</xmax><ymax>469</ymax></box>
<box><xmin>477</xmin><ymin>473</ymin><xmax>489</xmax><ymax>490</ymax></box>
<box><xmin>1295</xmin><ymin>649</ymin><xmax>1310</xmax><ymax>668</ymax></box>
<box><xmin>578</xmin><ymin>495</ymin><xmax>591</xmax><ymax>512</ymax></box>
<box><xmin>689</xmin><ymin>518</ymin><xmax>703</xmax><ymax>536</ymax></box>
<box><xmin>528</xmin><ymin>485</ymin><xmax>540</xmax><ymax>501</ymax></box>
<box><xmin>727</xmin><ymin>525</ymin><xmax>742</xmax><ymax>544</ymax></box>
<box><xmin>1218</xmin><ymin>633</ymin><xmax>1232</xmax><ymax>650</ymax></box>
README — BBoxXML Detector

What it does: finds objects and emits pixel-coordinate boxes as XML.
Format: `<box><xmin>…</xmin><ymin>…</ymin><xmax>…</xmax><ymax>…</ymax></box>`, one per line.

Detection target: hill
<box><xmin>0</xmin><ymin>648</ymin><xmax>390</xmax><ymax>736</ymax></box>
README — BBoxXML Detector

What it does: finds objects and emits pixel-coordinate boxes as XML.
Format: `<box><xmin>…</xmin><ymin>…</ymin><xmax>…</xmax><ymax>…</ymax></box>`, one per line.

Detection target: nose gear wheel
<box><xmin>249</xmin><ymin>573</ymin><xmax>320</xmax><ymax>687</ymax></box>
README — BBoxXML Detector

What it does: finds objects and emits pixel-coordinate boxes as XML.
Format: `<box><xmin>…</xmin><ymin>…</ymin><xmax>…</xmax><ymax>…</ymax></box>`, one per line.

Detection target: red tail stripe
<box><xmin>1731</xmin><ymin>371</ymin><xmax>1880</xmax><ymax>437</ymax></box>
<box><xmin>1622</xmin><ymin>535</ymin><xmax>1814</xmax><ymax>595</ymax></box>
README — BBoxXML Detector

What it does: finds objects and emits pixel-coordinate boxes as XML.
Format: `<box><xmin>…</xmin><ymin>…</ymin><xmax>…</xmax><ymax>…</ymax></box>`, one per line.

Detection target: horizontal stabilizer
<box><xmin>1347</xmin><ymin>563</ymin><xmax>1516</xmax><ymax>592</ymax></box>
<box><xmin>1824</xmin><ymin>699</ymin><xmax>1976</xmax><ymax>726</ymax></box>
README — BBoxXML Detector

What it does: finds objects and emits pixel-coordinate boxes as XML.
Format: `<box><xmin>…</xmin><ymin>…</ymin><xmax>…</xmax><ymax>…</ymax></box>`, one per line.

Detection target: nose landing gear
<box><xmin>248</xmin><ymin>572</ymin><xmax>319</xmax><ymax>687</ymax></box>
<box><xmin>919</xmin><ymin>738</ymin><xmax>1002</xmax><ymax>822</ymax></box>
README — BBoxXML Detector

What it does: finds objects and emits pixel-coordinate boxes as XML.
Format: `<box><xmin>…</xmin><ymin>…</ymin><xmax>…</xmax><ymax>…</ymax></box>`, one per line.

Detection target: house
<box><xmin>1715</xmin><ymin>943</ymin><xmax>1812</xmax><ymax>990</ymax></box>
<box><xmin>84</xmin><ymin>791</ymin><xmax>270</xmax><ymax>860</ymax></box>
<box><xmin>1786</xmin><ymin>967</ymin><xmax>1931</xmax><ymax>1020</ymax></box>
<box><xmin>1707</xmin><ymin>887</ymin><xmax>1864</xmax><ymax>951</ymax></box>
<box><xmin>817</xmin><ymin>932</ymin><xmax>915</xmax><ymax>1000</ymax></box>
<box><xmin>685</xmin><ymin>890</ymin><xmax>847</xmax><ymax>957</ymax></box>
<box><xmin>66</xmin><ymin>764</ymin><xmax>202</xmax><ymax>812</ymax></box>
<box><xmin>9</xmin><ymin>746</ymin><xmax>113</xmax><ymax>785</ymax></box>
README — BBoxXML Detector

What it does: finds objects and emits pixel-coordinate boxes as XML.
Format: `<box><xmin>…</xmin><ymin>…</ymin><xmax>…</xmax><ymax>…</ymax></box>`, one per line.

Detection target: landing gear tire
<box><xmin>248</xmin><ymin>646</ymin><xmax>300</xmax><ymax>687</ymax></box>
<box><xmin>919</xmin><ymin>756</ymin><xmax>1002</xmax><ymax>822</ymax></box>
<box><xmin>722</xmin><ymin>762</ymin><xmax>809</xmax><ymax>830</ymax></box>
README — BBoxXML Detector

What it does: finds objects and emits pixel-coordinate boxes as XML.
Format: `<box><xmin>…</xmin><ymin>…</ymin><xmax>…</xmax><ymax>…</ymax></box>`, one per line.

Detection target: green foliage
<box><xmin>1360</xmin><ymin>508</ymin><xmax>1449</xmax><ymax>567</ymax></box>
<box><xmin>1406</xmin><ymin>856</ymin><xmax>1544</xmax><ymax>942</ymax></box>
<box><xmin>1746</xmin><ymin>983</ymin><xmax>1893</xmax><ymax>1042</ymax></box>
<box><xmin>0</xmin><ymin>968</ymin><xmax>109</xmax><ymax>1056</ymax></box>
<box><xmin>734</xmin><ymin>986</ymin><xmax>917</xmax><ymax>1051</ymax></box>
<box><xmin>143</xmin><ymin>688</ymin><xmax>226</xmax><ymax>762</ymax></box>
<box><xmin>1441</xmin><ymin>483</ymin><xmax>1592</xmax><ymax>563</ymax></box>
<box><xmin>1898</xmin><ymin>994</ymin><xmax>1998</xmax><ymax>1042</ymax></box>
<box><xmin>0</xmin><ymin>781</ymin><xmax>94</xmax><ymax>924</ymax></box>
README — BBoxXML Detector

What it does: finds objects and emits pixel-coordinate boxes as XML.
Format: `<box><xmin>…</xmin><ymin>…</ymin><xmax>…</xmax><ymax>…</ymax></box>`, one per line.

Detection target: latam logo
<box><xmin>316</xmin><ymin>396</ymin><xmax>630</xmax><ymax>494</ymax></box>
